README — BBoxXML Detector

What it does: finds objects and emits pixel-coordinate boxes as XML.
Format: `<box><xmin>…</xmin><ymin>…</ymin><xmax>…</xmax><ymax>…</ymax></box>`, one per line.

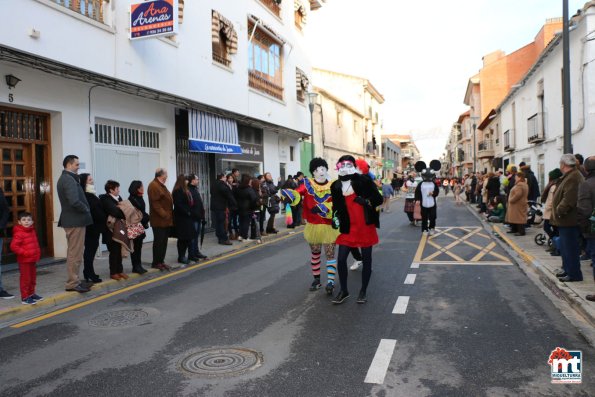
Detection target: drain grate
<box><xmin>88</xmin><ymin>309</ymin><xmax>150</xmax><ymax>328</ymax></box>
<box><xmin>179</xmin><ymin>348</ymin><xmax>263</xmax><ymax>378</ymax></box>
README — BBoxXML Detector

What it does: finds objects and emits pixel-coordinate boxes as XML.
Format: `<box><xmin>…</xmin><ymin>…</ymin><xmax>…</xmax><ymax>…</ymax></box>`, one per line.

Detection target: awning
<box><xmin>189</xmin><ymin>110</ymin><xmax>243</xmax><ymax>154</ymax></box>
<box><xmin>294</xmin><ymin>0</ymin><xmax>308</xmax><ymax>24</ymax></box>
<box><xmin>212</xmin><ymin>10</ymin><xmax>238</xmax><ymax>55</ymax></box>
<box><xmin>296</xmin><ymin>68</ymin><xmax>309</xmax><ymax>92</ymax></box>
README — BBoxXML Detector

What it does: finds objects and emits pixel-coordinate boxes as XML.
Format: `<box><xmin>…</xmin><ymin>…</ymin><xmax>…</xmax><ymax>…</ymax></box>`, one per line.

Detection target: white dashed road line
<box><xmin>404</xmin><ymin>274</ymin><xmax>417</xmax><ymax>284</ymax></box>
<box><xmin>364</xmin><ymin>339</ymin><xmax>397</xmax><ymax>384</ymax></box>
<box><xmin>410</xmin><ymin>262</ymin><xmax>420</xmax><ymax>268</ymax></box>
<box><xmin>392</xmin><ymin>296</ymin><xmax>410</xmax><ymax>314</ymax></box>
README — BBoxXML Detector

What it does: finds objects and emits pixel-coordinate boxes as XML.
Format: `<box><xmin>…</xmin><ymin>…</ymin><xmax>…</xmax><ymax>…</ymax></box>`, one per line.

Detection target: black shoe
<box><xmin>196</xmin><ymin>253</ymin><xmax>208</xmax><ymax>260</ymax></box>
<box><xmin>0</xmin><ymin>289</ymin><xmax>15</xmax><ymax>299</ymax></box>
<box><xmin>550</xmin><ymin>251</ymin><xmax>561</xmax><ymax>257</ymax></box>
<box><xmin>219</xmin><ymin>240</ymin><xmax>233</xmax><ymax>246</ymax></box>
<box><xmin>506</xmin><ymin>230</ymin><xmax>516</xmax><ymax>234</ymax></box>
<box><xmin>554</xmin><ymin>269</ymin><xmax>566</xmax><ymax>277</ymax></box>
<box><xmin>558</xmin><ymin>276</ymin><xmax>583</xmax><ymax>282</ymax></box>
<box><xmin>66</xmin><ymin>284</ymin><xmax>90</xmax><ymax>293</ymax></box>
<box><xmin>132</xmin><ymin>266</ymin><xmax>147</xmax><ymax>275</ymax></box>
<box><xmin>514</xmin><ymin>232</ymin><xmax>525</xmax><ymax>236</ymax></box>
<box><xmin>309</xmin><ymin>278</ymin><xmax>321</xmax><ymax>291</ymax></box>
<box><xmin>85</xmin><ymin>275</ymin><xmax>103</xmax><ymax>283</ymax></box>
<box><xmin>178</xmin><ymin>257</ymin><xmax>190</xmax><ymax>265</ymax></box>
<box><xmin>332</xmin><ymin>290</ymin><xmax>350</xmax><ymax>304</ymax></box>
<box><xmin>325</xmin><ymin>281</ymin><xmax>335</xmax><ymax>295</ymax></box>
<box><xmin>356</xmin><ymin>290</ymin><xmax>367</xmax><ymax>304</ymax></box>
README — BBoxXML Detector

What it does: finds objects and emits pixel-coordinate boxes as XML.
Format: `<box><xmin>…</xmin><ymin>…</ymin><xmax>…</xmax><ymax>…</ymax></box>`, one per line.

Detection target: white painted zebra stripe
<box><xmin>410</xmin><ymin>262</ymin><xmax>420</xmax><ymax>269</ymax></box>
<box><xmin>404</xmin><ymin>274</ymin><xmax>416</xmax><ymax>284</ymax></box>
<box><xmin>364</xmin><ymin>339</ymin><xmax>397</xmax><ymax>384</ymax></box>
<box><xmin>392</xmin><ymin>296</ymin><xmax>410</xmax><ymax>314</ymax></box>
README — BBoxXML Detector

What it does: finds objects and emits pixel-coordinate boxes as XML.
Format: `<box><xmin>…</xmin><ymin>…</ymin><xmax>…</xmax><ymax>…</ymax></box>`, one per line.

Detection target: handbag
<box><xmin>413</xmin><ymin>201</ymin><xmax>422</xmax><ymax>220</ymax></box>
<box><xmin>127</xmin><ymin>223</ymin><xmax>145</xmax><ymax>240</ymax></box>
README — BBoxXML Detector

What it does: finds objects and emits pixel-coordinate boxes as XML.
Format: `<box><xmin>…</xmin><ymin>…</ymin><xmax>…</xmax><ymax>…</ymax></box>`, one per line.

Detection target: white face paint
<box><xmin>337</xmin><ymin>161</ymin><xmax>356</xmax><ymax>177</ymax></box>
<box><xmin>313</xmin><ymin>166</ymin><xmax>328</xmax><ymax>184</ymax></box>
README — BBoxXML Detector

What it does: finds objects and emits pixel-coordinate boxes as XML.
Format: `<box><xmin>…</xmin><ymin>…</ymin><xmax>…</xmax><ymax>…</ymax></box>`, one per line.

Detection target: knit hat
<box><xmin>548</xmin><ymin>168</ymin><xmax>563</xmax><ymax>180</ymax></box>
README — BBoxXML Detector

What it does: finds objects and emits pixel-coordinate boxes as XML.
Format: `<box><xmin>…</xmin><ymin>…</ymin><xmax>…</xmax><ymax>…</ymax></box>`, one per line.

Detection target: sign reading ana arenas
<box><xmin>130</xmin><ymin>0</ymin><xmax>178</xmax><ymax>40</ymax></box>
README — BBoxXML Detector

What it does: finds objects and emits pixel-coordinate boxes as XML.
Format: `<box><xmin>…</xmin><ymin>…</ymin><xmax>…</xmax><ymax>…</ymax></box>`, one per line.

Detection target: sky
<box><xmin>304</xmin><ymin>0</ymin><xmax>585</xmax><ymax>162</ymax></box>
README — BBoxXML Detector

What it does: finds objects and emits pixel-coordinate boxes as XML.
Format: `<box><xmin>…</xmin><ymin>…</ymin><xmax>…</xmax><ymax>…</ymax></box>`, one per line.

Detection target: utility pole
<box><xmin>563</xmin><ymin>0</ymin><xmax>573</xmax><ymax>153</ymax></box>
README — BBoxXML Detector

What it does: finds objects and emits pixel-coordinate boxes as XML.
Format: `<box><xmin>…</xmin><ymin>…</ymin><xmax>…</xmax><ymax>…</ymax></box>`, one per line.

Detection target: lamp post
<box><xmin>307</xmin><ymin>91</ymin><xmax>319</xmax><ymax>159</ymax></box>
<box><xmin>470</xmin><ymin>116</ymin><xmax>479</xmax><ymax>174</ymax></box>
<box><xmin>562</xmin><ymin>0</ymin><xmax>573</xmax><ymax>153</ymax></box>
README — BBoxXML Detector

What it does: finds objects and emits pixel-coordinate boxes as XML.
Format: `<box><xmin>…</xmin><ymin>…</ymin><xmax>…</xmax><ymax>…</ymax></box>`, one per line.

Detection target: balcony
<box><xmin>503</xmin><ymin>129</ymin><xmax>515</xmax><ymax>152</ymax></box>
<box><xmin>249</xmin><ymin>70</ymin><xmax>284</xmax><ymax>100</ymax></box>
<box><xmin>52</xmin><ymin>0</ymin><xmax>108</xmax><ymax>24</ymax></box>
<box><xmin>401</xmin><ymin>149</ymin><xmax>412</xmax><ymax>158</ymax></box>
<box><xmin>527</xmin><ymin>113</ymin><xmax>545</xmax><ymax>144</ymax></box>
<box><xmin>477</xmin><ymin>140</ymin><xmax>494</xmax><ymax>158</ymax></box>
<box><xmin>258</xmin><ymin>0</ymin><xmax>281</xmax><ymax>17</ymax></box>
<box><xmin>456</xmin><ymin>149</ymin><xmax>465</xmax><ymax>162</ymax></box>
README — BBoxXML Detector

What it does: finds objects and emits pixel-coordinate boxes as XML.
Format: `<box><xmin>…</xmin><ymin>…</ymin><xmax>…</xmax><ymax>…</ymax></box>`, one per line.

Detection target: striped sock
<box><xmin>326</xmin><ymin>259</ymin><xmax>337</xmax><ymax>284</ymax></box>
<box><xmin>311</xmin><ymin>252</ymin><xmax>321</xmax><ymax>277</ymax></box>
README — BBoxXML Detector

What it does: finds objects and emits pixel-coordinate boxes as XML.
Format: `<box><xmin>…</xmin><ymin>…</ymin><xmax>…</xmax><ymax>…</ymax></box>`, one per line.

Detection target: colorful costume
<box><xmin>293</xmin><ymin>158</ymin><xmax>340</xmax><ymax>294</ymax></box>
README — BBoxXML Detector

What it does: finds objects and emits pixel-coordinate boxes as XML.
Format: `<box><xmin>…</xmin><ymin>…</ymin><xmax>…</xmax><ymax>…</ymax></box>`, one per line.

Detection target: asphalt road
<box><xmin>0</xmin><ymin>197</ymin><xmax>593</xmax><ymax>397</ymax></box>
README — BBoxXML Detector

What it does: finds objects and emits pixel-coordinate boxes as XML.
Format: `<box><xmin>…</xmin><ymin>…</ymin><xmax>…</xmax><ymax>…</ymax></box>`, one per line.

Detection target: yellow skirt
<box><xmin>304</xmin><ymin>223</ymin><xmax>340</xmax><ymax>245</ymax></box>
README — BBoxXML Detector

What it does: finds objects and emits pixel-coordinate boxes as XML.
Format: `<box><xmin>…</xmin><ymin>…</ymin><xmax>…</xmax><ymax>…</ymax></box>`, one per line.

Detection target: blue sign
<box><xmin>189</xmin><ymin>140</ymin><xmax>243</xmax><ymax>154</ymax></box>
<box><xmin>130</xmin><ymin>0</ymin><xmax>178</xmax><ymax>40</ymax></box>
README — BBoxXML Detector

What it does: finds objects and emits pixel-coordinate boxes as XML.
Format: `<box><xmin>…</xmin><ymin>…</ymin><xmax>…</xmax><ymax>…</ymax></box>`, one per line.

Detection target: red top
<box><xmin>336</xmin><ymin>194</ymin><xmax>379</xmax><ymax>248</ymax></box>
<box><xmin>10</xmin><ymin>224</ymin><xmax>41</xmax><ymax>264</ymax></box>
<box><xmin>296</xmin><ymin>179</ymin><xmax>333</xmax><ymax>225</ymax></box>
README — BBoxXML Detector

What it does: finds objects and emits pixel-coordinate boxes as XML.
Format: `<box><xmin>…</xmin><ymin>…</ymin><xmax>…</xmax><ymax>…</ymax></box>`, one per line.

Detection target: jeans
<box><xmin>229</xmin><ymin>210</ymin><xmax>239</xmax><ymax>235</ymax></box>
<box><xmin>212</xmin><ymin>210</ymin><xmax>228</xmax><ymax>243</ymax></box>
<box><xmin>543</xmin><ymin>220</ymin><xmax>558</xmax><ymax>239</ymax></box>
<box><xmin>585</xmin><ymin>239</ymin><xmax>595</xmax><ymax>280</ymax></box>
<box><xmin>558</xmin><ymin>226</ymin><xmax>583</xmax><ymax>280</ymax></box>
<box><xmin>250</xmin><ymin>212</ymin><xmax>262</xmax><ymax>240</ymax></box>
<box><xmin>189</xmin><ymin>221</ymin><xmax>202</xmax><ymax>259</ymax></box>
<box><xmin>259</xmin><ymin>209</ymin><xmax>266</xmax><ymax>233</ymax></box>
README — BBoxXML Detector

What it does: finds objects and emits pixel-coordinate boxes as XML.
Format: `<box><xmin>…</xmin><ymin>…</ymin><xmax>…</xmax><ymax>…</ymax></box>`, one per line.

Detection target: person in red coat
<box><xmin>10</xmin><ymin>211</ymin><xmax>42</xmax><ymax>305</ymax></box>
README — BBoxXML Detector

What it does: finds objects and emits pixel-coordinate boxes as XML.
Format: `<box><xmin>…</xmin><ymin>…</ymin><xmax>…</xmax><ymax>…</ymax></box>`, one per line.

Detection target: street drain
<box><xmin>179</xmin><ymin>348</ymin><xmax>263</xmax><ymax>378</ymax></box>
<box><xmin>88</xmin><ymin>309</ymin><xmax>150</xmax><ymax>328</ymax></box>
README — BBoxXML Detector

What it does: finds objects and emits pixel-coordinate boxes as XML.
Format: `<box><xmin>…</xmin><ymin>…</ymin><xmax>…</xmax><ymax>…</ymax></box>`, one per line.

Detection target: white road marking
<box><xmin>410</xmin><ymin>263</ymin><xmax>420</xmax><ymax>269</ymax></box>
<box><xmin>392</xmin><ymin>296</ymin><xmax>410</xmax><ymax>314</ymax></box>
<box><xmin>404</xmin><ymin>274</ymin><xmax>417</xmax><ymax>284</ymax></box>
<box><xmin>364</xmin><ymin>339</ymin><xmax>397</xmax><ymax>384</ymax></box>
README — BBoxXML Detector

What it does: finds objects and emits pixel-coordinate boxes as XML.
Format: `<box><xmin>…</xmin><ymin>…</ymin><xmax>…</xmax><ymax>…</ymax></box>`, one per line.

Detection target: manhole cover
<box><xmin>88</xmin><ymin>309</ymin><xmax>150</xmax><ymax>328</ymax></box>
<box><xmin>179</xmin><ymin>348</ymin><xmax>263</xmax><ymax>378</ymax></box>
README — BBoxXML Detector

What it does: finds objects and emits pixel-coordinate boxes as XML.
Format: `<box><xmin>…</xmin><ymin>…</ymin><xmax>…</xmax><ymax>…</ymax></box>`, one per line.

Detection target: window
<box><xmin>290</xmin><ymin>146</ymin><xmax>295</xmax><ymax>161</ymax></box>
<box><xmin>294</xmin><ymin>1</ymin><xmax>307</xmax><ymax>31</ymax></box>
<box><xmin>95</xmin><ymin>123</ymin><xmax>160</xmax><ymax>149</ymax></box>
<box><xmin>248</xmin><ymin>22</ymin><xmax>283</xmax><ymax>100</ymax></box>
<box><xmin>212</xmin><ymin>11</ymin><xmax>238</xmax><ymax>67</ymax></box>
<box><xmin>51</xmin><ymin>0</ymin><xmax>109</xmax><ymax>24</ymax></box>
<box><xmin>259</xmin><ymin>0</ymin><xmax>282</xmax><ymax>18</ymax></box>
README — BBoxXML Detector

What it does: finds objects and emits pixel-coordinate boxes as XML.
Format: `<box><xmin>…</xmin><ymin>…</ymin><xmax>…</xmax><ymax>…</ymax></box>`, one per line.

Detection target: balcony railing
<box><xmin>504</xmin><ymin>129</ymin><xmax>515</xmax><ymax>151</ymax></box>
<box><xmin>527</xmin><ymin>113</ymin><xmax>545</xmax><ymax>143</ymax></box>
<box><xmin>212</xmin><ymin>52</ymin><xmax>231</xmax><ymax>67</ymax></box>
<box><xmin>477</xmin><ymin>140</ymin><xmax>494</xmax><ymax>158</ymax></box>
<box><xmin>401</xmin><ymin>149</ymin><xmax>412</xmax><ymax>158</ymax></box>
<box><xmin>258</xmin><ymin>0</ymin><xmax>281</xmax><ymax>17</ymax></box>
<box><xmin>249</xmin><ymin>70</ymin><xmax>284</xmax><ymax>100</ymax></box>
<box><xmin>53</xmin><ymin>0</ymin><xmax>107</xmax><ymax>23</ymax></box>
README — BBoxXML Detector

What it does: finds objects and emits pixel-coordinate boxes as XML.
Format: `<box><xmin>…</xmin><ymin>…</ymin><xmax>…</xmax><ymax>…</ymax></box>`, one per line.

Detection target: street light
<box><xmin>470</xmin><ymin>116</ymin><xmax>479</xmax><ymax>174</ymax></box>
<box><xmin>307</xmin><ymin>91</ymin><xmax>319</xmax><ymax>159</ymax></box>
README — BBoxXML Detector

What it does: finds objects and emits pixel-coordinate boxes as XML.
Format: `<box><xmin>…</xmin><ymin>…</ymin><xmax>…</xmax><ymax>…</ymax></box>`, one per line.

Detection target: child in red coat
<box><xmin>10</xmin><ymin>211</ymin><xmax>42</xmax><ymax>305</ymax></box>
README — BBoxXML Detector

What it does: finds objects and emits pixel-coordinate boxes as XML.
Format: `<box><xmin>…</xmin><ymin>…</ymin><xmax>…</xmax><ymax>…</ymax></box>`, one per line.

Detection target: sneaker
<box><xmin>30</xmin><ymin>294</ymin><xmax>44</xmax><ymax>302</ymax></box>
<box><xmin>350</xmin><ymin>260</ymin><xmax>362</xmax><ymax>271</ymax></box>
<box><xmin>429</xmin><ymin>229</ymin><xmax>435</xmax><ymax>236</ymax></box>
<box><xmin>332</xmin><ymin>290</ymin><xmax>350</xmax><ymax>304</ymax></box>
<box><xmin>238</xmin><ymin>236</ymin><xmax>243</xmax><ymax>241</ymax></box>
<box><xmin>309</xmin><ymin>278</ymin><xmax>322</xmax><ymax>291</ymax></box>
<box><xmin>325</xmin><ymin>281</ymin><xmax>335</xmax><ymax>295</ymax></box>
<box><xmin>0</xmin><ymin>290</ymin><xmax>15</xmax><ymax>300</ymax></box>
<box><xmin>356</xmin><ymin>290</ymin><xmax>367</xmax><ymax>304</ymax></box>
<box><xmin>256</xmin><ymin>239</ymin><xmax>262</xmax><ymax>244</ymax></box>
<box><xmin>21</xmin><ymin>297</ymin><xmax>37</xmax><ymax>305</ymax></box>
<box><xmin>422</xmin><ymin>230</ymin><xmax>429</xmax><ymax>235</ymax></box>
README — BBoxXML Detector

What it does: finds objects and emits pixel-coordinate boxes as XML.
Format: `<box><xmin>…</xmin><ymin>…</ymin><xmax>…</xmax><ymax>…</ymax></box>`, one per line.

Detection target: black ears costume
<box><xmin>414</xmin><ymin>160</ymin><xmax>442</xmax><ymax>181</ymax></box>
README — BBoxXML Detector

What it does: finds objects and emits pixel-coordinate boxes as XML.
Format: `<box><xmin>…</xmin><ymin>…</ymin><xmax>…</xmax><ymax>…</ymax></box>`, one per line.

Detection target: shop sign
<box><xmin>130</xmin><ymin>0</ymin><xmax>178</xmax><ymax>40</ymax></box>
<box><xmin>384</xmin><ymin>160</ymin><xmax>395</xmax><ymax>168</ymax></box>
<box><xmin>239</xmin><ymin>142</ymin><xmax>264</xmax><ymax>162</ymax></box>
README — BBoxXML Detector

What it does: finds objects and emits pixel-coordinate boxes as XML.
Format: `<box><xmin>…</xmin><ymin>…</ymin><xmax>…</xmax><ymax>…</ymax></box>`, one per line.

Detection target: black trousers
<box><xmin>83</xmin><ymin>229</ymin><xmax>100</xmax><ymax>279</ymax></box>
<box><xmin>177</xmin><ymin>239</ymin><xmax>190</xmax><ymax>260</ymax></box>
<box><xmin>212</xmin><ymin>210</ymin><xmax>228</xmax><ymax>243</ymax></box>
<box><xmin>337</xmin><ymin>245</ymin><xmax>373</xmax><ymax>294</ymax></box>
<box><xmin>130</xmin><ymin>237</ymin><xmax>144</xmax><ymax>269</ymax></box>
<box><xmin>259</xmin><ymin>209</ymin><xmax>266</xmax><ymax>233</ymax></box>
<box><xmin>266</xmin><ymin>212</ymin><xmax>277</xmax><ymax>232</ymax></box>
<box><xmin>107</xmin><ymin>239</ymin><xmax>123</xmax><ymax>275</ymax></box>
<box><xmin>239</xmin><ymin>213</ymin><xmax>251</xmax><ymax>239</ymax></box>
<box><xmin>421</xmin><ymin>206</ymin><xmax>437</xmax><ymax>231</ymax></box>
<box><xmin>152</xmin><ymin>227</ymin><xmax>170</xmax><ymax>266</ymax></box>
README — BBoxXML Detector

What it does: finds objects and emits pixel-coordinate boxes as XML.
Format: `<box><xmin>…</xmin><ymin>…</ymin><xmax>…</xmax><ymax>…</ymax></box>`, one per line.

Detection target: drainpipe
<box><xmin>88</xmin><ymin>84</ymin><xmax>100</xmax><ymax>174</ymax></box>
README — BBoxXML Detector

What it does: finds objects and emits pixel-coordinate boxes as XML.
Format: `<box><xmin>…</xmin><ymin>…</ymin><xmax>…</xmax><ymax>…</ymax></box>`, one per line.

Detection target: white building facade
<box><xmin>0</xmin><ymin>0</ymin><xmax>324</xmax><ymax>260</ymax></box>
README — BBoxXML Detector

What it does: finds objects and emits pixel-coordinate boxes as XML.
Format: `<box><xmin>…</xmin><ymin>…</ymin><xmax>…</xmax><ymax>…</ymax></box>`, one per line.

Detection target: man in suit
<box><xmin>57</xmin><ymin>155</ymin><xmax>92</xmax><ymax>293</ymax></box>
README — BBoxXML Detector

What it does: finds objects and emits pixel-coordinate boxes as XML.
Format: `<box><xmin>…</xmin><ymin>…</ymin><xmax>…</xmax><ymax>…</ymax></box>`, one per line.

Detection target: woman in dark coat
<box><xmin>173</xmin><ymin>174</ymin><xmax>198</xmax><ymax>265</ymax></box>
<box><xmin>99</xmin><ymin>180</ymin><xmax>127</xmax><ymax>280</ymax></box>
<box><xmin>187</xmin><ymin>174</ymin><xmax>207</xmax><ymax>261</ymax></box>
<box><xmin>128</xmin><ymin>180</ymin><xmax>149</xmax><ymax>274</ymax></box>
<box><xmin>79</xmin><ymin>173</ymin><xmax>105</xmax><ymax>283</ymax></box>
<box><xmin>233</xmin><ymin>174</ymin><xmax>259</xmax><ymax>241</ymax></box>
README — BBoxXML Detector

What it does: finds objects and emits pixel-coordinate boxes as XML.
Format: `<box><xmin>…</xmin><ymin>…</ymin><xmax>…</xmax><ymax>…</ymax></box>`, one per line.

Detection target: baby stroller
<box><xmin>527</xmin><ymin>201</ymin><xmax>543</xmax><ymax>226</ymax></box>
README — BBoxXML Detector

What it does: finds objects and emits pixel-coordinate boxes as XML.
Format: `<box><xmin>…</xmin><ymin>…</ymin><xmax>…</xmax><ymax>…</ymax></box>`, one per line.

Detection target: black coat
<box><xmin>262</xmin><ymin>180</ymin><xmax>280</xmax><ymax>214</ymax></box>
<box><xmin>234</xmin><ymin>185</ymin><xmax>259</xmax><ymax>215</ymax></box>
<box><xmin>129</xmin><ymin>194</ymin><xmax>150</xmax><ymax>239</ymax></box>
<box><xmin>85</xmin><ymin>192</ymin><xmax>107</xmax><ymax>235</ymax></box>
<box><xmin>524</xmin><ymin>168</ymin><xmax>541</xmax><ymax>202</ymax></box>
<box><xmin>331</xmin><ymin>174</ymin><xmax>383</xmax><ymax>235</ymax></box>
<box><xmin>210</xmin><ymin>180</ymin><xmax>237</xmax><ymax>211</ymax></box>
<box><xmin>99</xmin><ymin>194</ymin><xmax>124</xmax><ymax>244</ymax></box>
<box><xmin>173</xmin><ymin>188</ymin><xmax>198</xmax><ymax>241</ymax></box>
<box><xmin>486</xmin><ymin>176</ymin><xmax>501</xmax><ymax>200</ymax></box>
<box><xmin>0</xmin><ymin>188</ymin><xmax>9</xmax><ymax>234</ymax></box>
<box><xmin>188</xmin><ymin>185</ymin><xmax>205</xmax><ymax>221</ymax></box>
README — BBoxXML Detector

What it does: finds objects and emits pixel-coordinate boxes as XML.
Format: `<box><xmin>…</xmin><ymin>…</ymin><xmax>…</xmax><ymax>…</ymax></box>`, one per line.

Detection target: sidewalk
<box><xmin>464</xmin><ymin>201</ymin><xmax>595</xmax><ymax>329</ymax></box>
<box><xmin>0</xmin><ymin>214</ymin><xmax>296</xmax><ymax>324</ymax></box>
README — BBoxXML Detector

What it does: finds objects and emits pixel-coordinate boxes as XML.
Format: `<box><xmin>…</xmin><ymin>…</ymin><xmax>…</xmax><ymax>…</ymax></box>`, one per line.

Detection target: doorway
<box><xmin>0</xmin><ymin>107</ymin><xmax>53</xmax><ymax>264</ymax></box>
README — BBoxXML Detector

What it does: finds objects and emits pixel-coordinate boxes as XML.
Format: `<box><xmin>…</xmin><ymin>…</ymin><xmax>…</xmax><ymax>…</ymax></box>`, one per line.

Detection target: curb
<box><xmin>462</xmin><ymin>203</ymin><xmax>595</xmax><ymax>329</ymax></box>
<box><xmin>0</xmin><ymin>226</ymin><xmax>303</xmax><ymax>325</ymax></box>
